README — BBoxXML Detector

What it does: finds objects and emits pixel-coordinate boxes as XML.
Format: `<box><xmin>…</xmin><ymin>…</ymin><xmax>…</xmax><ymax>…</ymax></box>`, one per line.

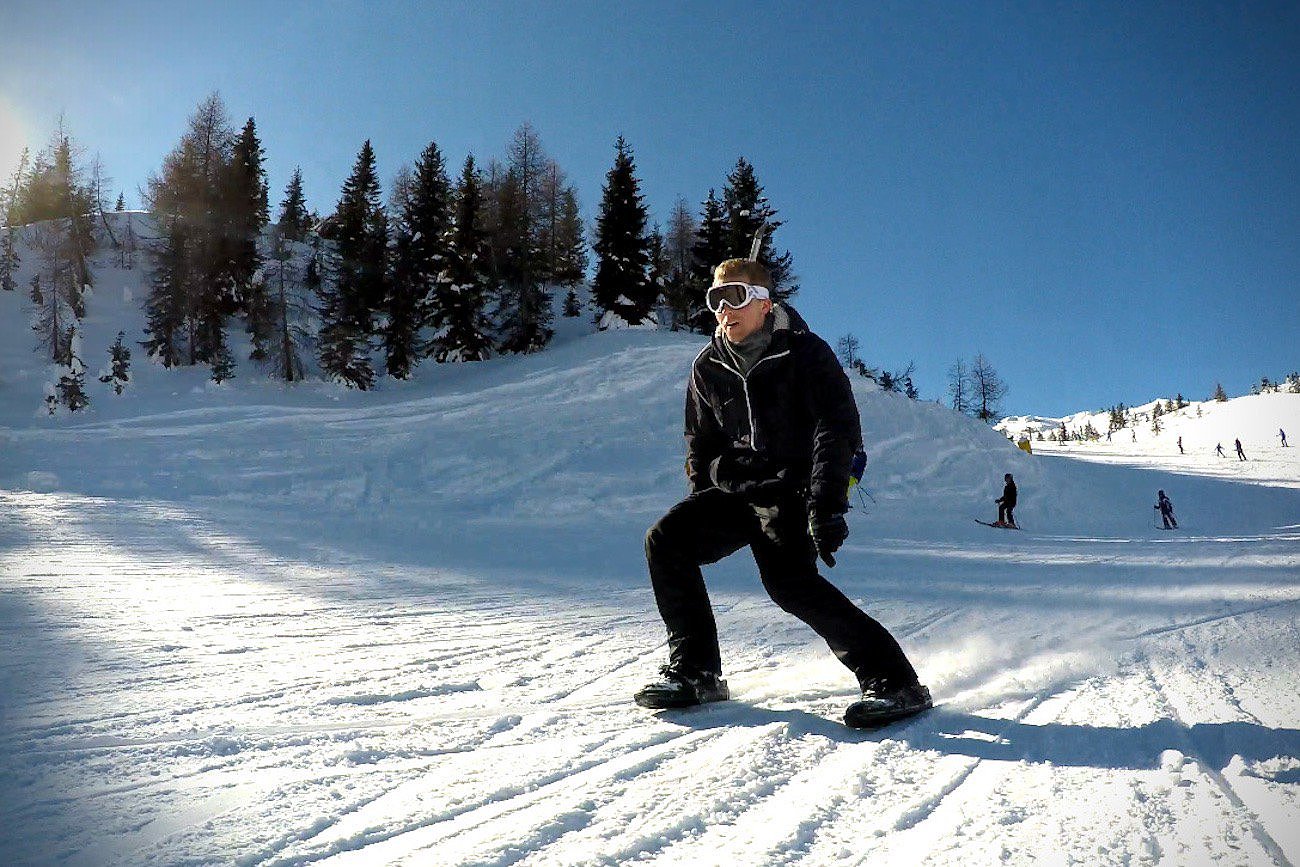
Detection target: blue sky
<box><xmin>1</xmin><ymin>0</ymin><xmax>1296</xmax><ymax>415</ymax></box>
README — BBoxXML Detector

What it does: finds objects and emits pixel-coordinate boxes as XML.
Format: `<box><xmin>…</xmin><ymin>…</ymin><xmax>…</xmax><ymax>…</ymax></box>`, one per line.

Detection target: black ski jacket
<box><xmin>997</xmin><ymin>479</ymin><xmax>1018</xmax><ymax>508</ymax></box>
<box><xmin>684</xmin><ymin>303</ymin><xmax>863</xmax><ymax>514</ymax></box>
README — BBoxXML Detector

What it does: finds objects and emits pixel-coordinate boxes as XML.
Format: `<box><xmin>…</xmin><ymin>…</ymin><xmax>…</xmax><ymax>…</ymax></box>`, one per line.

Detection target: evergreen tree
<box><xmin>562</xmin><ymin>288</ymin><xmax>582</xmax><ymax>317</ymax></box>
<box><xmin>721</xmin><ymin>157</ymin><xmax>797</xmax><ymax>301</ymax></box>
<box><xmin>689</xmin><ymin>189</ymin><xmax>729</xmax><ymax>331</ymax></box>
<box><xmin>115</xmin><ymin>192</ymin><xmax>125</xmax><ymax>211</ymax></box>
<box><xmin>590</xmin><ymin>136</ymin><xmax>655</xmax><ymax>328</ymax></box>
<box><xmin>1213</xmin><ymin>382</ymin><xmax>1228</xmax><ymax>402</ymax></box>
<box><xmin>141</xmin><ymin>220</ymin><xmax>190</xmax><ymax>366</ymax></box>
<box><xmin>904</xmin><ymin>376</ymin><xmax>918</xmax><ymax>400</ymax></box>
<box><xmin>429</xmin><ymin>155</ymin><xmax>494</xmax><ymax>362</ymax></box>
<box><xmin>209</xmin><ymin>331</ymin><xmax>235</xmax><ymax>383</ymax></box>
<box><xmin>319</xmin><ymin>140</ymin><xmax>385</xmax><ymax>388</ymax></box>
<box><xmin>402</xmin><ymin>139</ymin><xmax>454</xmax><ymax>369</ymax></box>
<box><xmin>277</xmin><ymin>167</ymin><xmax>312</xmax><ymax>242</ymax></box>
<box><xmin>98</xmin><ymin>331</ymin><xmax>131</xmax><ymax>394</ymax></box>
<box><xmin>226</xmin><ymin>118</ymin><xmax>269</xmax><ymax>281</ymax></box>
<box><xmin>54</xmin><ymin>324</ymin><xmax>89</xmax><ymax>412</ymax></box>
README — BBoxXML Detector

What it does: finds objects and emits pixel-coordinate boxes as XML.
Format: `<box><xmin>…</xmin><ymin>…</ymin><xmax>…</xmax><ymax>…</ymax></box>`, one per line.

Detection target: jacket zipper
<box><xmin>709</xmin><ymin>350</ymin><xmax>791</xmax><ymax>451</ymax></box>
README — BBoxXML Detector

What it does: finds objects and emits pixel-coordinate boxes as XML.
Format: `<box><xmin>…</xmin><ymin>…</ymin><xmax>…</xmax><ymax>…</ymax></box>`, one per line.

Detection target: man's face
<box><xmin>715</xmin><ymin>297</ymin><xmax>772</xmax><ymax>343</ymax></box>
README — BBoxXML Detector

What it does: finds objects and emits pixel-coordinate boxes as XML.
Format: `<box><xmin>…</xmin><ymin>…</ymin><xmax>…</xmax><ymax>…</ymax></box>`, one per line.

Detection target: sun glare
<box><xmin>0</xmin><ymin>96</ymin><xmax>31</xmax><ymax>182</ymax></box>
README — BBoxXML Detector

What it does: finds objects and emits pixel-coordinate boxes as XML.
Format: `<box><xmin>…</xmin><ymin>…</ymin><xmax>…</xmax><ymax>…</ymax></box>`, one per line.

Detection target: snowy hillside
<box><xmin>1</xmin><ymin>227</ymin><xmax>1299</xmax><ymax>865</ymax></box>
<box><xmin>1000</xmin><ymin>393</ymin><xmax>1300</xmax><ymax>491</ymax></box>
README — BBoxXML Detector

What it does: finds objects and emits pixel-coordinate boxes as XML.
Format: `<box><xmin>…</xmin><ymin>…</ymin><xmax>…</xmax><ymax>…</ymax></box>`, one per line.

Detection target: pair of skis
<box><xmin>974</xmin><ymin>518</ymin><xmax>1020</xmax><ymax>530</ymax></box>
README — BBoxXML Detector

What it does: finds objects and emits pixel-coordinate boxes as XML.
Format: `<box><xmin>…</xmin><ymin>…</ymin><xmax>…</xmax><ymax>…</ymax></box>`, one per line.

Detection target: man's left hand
<box><xmin>809</xmin><ymin>511</ymin><xmax>849</xmax><ymax>567</ymax></box>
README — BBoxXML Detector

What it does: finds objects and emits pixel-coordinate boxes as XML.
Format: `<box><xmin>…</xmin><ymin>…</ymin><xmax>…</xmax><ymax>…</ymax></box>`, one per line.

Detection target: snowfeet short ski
<box><xmin>844</xmin><ymin>680</ymin><xmax>932</xmax><ymax>729</ymax></box>
<box><xmin>634</xmin><ymin>666</ymin><xmax>730</xmax><ymax>709</ymax></box>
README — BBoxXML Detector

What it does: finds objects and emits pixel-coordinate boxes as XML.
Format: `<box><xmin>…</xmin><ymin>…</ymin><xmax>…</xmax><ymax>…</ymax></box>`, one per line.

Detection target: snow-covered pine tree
<box><xmin>590</xmin><ymin>136</ymin><xmax>654</xmax><ymax>329</ymax></box>
<box><xmin>562</xmin><ymin>288</ymin><xmax>581</xmax><ymax>317</ymax></box>
<box><xmin>318</xmin><ymin>140</ymin><xmax>385</xmax><ymax>389</ymax></box>
<box><xmin>428</xmin><ymin>155</ymin><xmax>494</xmax><ymax>363</ymax></box>
<box><xmin>721</xmin><ymin>157</ymin><xmax>796</xmax><ymax>301</ymax></box>
<box><xmin>55</xmin><ymin>324</ymin><xmax>89</xmax><ymax>412</ymax></box>
<box><xmin>98</xmin><ymin>331</ymin><xmax>131</xmax><ymax>394</ymax></box>
<box><xmin>1213</xmin><ymin>382</ymin><xmax>1228</xmax><ymax>402</ymax></box>
<box><xmin>277</xmin><ymin>167</ymin><xmax>312</xmax><ymax>242</ymax></box>
<box><xmin>392</xmin><ymin>139</ymin><xmax>453</xmax><ymax>376</ymax></box>
<box><xmin>209</xmin><ymin>330</ymin><xmax>235</xmax><ymax>384</ymax></box>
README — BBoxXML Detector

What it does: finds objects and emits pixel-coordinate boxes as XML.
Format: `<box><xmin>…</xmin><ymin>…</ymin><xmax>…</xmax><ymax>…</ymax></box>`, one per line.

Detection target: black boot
<box><xmin>844</xmin><ymin>678</ymin><xmax>932</xmax><ymax>729</ymax></box>
<box><xmin>635</xmin><ymin>666</ymin><xmax>730</xmax><ymax>709</ymax></box>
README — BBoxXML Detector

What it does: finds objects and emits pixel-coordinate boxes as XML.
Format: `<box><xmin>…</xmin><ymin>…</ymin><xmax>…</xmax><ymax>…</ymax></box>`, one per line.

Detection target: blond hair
<box><xmin>712</xmin><ymin>258</ymin><xmax>773</xmax><ymax>289</ymax></box>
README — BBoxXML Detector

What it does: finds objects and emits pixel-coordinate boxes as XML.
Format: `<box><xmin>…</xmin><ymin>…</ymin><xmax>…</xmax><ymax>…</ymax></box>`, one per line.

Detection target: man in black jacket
<box><xmin>635</xmin><ymin>258</ymin><xmax>930</xmax><ymax>729</ymax></box>
<box><xmin>995</xmin><ymin>473</ymin><xmax>1017</xmax><ymax>528</ymax></box>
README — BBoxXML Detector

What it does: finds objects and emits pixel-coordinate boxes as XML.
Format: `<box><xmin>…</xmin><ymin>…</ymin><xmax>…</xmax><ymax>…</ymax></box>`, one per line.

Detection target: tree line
<box><xmin>2</xmin><ymin>94</ymin><xmax>803</xmax><ymax>403</ymax></box>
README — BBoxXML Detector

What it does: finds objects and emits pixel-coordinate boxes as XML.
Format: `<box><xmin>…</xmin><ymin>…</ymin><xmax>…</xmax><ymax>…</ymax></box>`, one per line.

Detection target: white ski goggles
<box><xmin>705</xmin><ymin>282</ymin><xmax>771</xmax><ymax>313</ymax></box>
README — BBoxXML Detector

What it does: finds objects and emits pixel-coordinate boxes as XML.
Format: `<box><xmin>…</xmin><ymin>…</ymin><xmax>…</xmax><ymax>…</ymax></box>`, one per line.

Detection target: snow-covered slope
<box><xmin>1000</xmin><ymin>392</ymin><xmax>1300</xmax><ymax>491</ymax></box>
<box><xmin>1</xmin><ymin>227</ymin><xmax>1298</xmax><ymax>866</ymax></box>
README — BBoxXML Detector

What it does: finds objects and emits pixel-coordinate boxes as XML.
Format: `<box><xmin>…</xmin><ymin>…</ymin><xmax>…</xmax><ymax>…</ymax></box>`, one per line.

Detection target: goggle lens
<box><xmin>706</xmin><ymin>282</ymin><xmax>768</xmax><ymax>313</ymax></box>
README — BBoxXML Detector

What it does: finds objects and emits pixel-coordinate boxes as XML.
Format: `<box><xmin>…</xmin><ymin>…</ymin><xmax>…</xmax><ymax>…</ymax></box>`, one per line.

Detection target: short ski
<box><xmin>975</xmin><ymin>519</ymin><xmax>1020</xmax><ymax>530</ymax></box>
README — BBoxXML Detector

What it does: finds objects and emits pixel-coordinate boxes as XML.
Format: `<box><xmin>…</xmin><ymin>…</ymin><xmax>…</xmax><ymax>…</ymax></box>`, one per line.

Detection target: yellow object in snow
<box><xmin>1017</xmin><ymin>438</ymin><xmax>1033</xmax><ymax>454</ymax></box>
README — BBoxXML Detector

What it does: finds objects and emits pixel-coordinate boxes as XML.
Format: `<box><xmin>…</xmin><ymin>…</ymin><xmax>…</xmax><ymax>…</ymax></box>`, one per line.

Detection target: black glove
<box><xmin>809</xmin><ymin>511</ymin><xmax>848</xmax><ymax>568</ymax></box>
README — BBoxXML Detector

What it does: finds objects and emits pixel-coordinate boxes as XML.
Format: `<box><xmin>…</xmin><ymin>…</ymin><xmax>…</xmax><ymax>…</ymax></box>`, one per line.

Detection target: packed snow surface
<box><xmin>1</xmin><ymin>222</ymin><xmax>1298</xmax><ymax>865</ymax></box>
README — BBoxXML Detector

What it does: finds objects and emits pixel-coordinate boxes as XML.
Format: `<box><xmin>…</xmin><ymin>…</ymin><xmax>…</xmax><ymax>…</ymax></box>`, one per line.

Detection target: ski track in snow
<box><xmin>2</xmin><ymin>486</ymin><xmax>1297</xmax><ymax>866</ymax></box>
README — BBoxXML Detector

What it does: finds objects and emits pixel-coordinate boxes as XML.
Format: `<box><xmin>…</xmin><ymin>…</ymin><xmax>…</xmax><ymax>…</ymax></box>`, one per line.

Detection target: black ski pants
<box><xmin>645</xmin><ymin>487</ymin><xmax>919</xmax><ymax>690</ymax></box>
<box><xmin>998</xmin><ymin>502</ymin><xmax>1015</xmax><ymax>526</ymax></box>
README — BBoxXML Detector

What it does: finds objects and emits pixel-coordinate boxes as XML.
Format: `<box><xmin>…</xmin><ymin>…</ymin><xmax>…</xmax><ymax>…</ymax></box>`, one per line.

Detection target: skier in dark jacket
<box><xmin>636</xmin><ymin>257</ymin><xmax>930</xmax><ymax>728</ymax></box>
<box><xmin>1235</xmin><ymin>438</ymin><xmax>1247</xmax><ymax>461</ymax></box>
<box><xmin>1155</xmin><ymin>490</ymin><xmax>1177</xmax><ymax>529</ymax></box>
<box><xmin>995</xmin><ymin>473</ymin><xmax>1018</xmax><ymax>528</ymax></box>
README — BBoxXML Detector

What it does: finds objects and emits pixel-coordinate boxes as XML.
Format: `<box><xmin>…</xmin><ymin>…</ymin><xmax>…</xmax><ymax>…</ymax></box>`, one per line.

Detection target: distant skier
<box><xmin>1280</xmin><ymin>429</ymin><xmax>1289</xmax><ymax>448</ymax></box>
<box><xmin>1155</xmin><ymin>490</ymin><xmax>1177</xmax><ymax>530</ymax></box>
<box><xmin>994</xmin><ymin>473</ymin><xmax>1018</xmax><ymax>528</ymax></box>
<box><xmin>1131</xmin><ymin>428</ymin><xmax>1137</xmax><ymax>443</ymax></box>
<box><xmin>635</xmin><ymin>257</ymin><xmax>930</xmax><ymax>729</ymax></box>
<box><xmin>1177</xmin><ymin>436</ymin><xmax>1183</xmax><ymax>455</ymax></box>
<box><xmin>1235</xmin><ymin>438</ymin><xmax>1247</xmax><ymax>461</ymax></box>
<box><xmin>1215</xmin><ymin>443</ymin><xmax>1226</xmax><ymax>458</ymax></box>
